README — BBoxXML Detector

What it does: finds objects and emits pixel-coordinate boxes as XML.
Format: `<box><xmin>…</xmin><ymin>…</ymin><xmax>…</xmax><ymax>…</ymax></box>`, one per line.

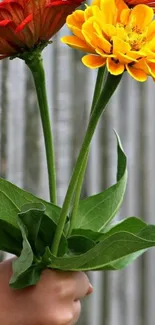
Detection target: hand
<box><xmin>0</xmin><ymin>258</ymin><xmax>93</xmax><ymax>325</ymax></box>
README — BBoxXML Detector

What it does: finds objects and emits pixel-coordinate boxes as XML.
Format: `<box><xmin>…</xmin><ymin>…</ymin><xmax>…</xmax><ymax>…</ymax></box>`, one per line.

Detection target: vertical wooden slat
<box><xmin>7</xmin><ymin>58</ymin><xmax>25</xmax><ymax>187</ymax></box>
<box><xmin>0</xmin><ymin>60</ymin><xmax>9</xmax><ymax>263</ymax></box>
<box><xmin>0</xmin><ymin>60</ymin><xmax>9</xmax><ymax>179</ymax></box>
<box><xmin>23</xmin><ymin>67</ymin><xmax>41</xmax><ymax>196</ymax></box>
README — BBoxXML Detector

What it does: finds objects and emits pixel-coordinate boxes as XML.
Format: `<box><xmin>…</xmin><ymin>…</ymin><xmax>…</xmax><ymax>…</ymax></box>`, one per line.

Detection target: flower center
<box><xmin>116</xmin><ymin>23</ymin><xmax>147</xmax><ymax>51</ymax></box>
<box><xmin>126</xmin><ymin>26</ymin><xmax>147</xmax><ymax>50</ymax></box>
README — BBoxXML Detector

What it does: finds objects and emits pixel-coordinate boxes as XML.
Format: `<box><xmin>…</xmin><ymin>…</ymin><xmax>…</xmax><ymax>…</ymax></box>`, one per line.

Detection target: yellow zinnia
<box><xmin>61</xmin><ymin>0</ymin><xmax>155</xmax><ymax>82</ymax></box>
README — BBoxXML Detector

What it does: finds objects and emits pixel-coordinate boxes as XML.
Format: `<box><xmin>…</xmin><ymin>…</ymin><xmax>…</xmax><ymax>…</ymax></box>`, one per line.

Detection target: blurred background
<box><xmin>1</xmin><ymin>14</ymin><xmax>155</xmax><ymax>325</ymax></box>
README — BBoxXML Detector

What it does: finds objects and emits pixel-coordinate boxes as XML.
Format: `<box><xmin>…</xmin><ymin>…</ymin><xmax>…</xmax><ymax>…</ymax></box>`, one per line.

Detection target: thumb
<box><xmin>86</xmin><ymin>283</ymin><xmax>93</xmax><ymax>295</ymax></box>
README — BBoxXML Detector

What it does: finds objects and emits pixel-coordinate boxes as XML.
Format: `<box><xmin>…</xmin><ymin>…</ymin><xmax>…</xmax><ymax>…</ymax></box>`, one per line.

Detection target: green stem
<box><xmin>67</xmin><ymin>151</ymin><xmax>89</xmax><ymax>237</ymax></box>
<box><xmin>51</xmin><ymin>73</ymin><xmax>122</xmax><ymax>255</ymax></box>
<box><xmin>67</xmin><ymin>67</ymin><xmax>107</xmax><ymax>237</ymax></box>
<box><xmin>91</xmin><ymin>66</ymin><xmax>107</xmax><ymax>113</ymax></box>
<box><xmin>26</xmin><ymin>54</ymin><xmax>57</xmax><ymax>204</ymax></box>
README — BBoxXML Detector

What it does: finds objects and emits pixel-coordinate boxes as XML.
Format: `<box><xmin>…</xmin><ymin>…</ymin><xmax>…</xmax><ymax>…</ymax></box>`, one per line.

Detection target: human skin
<box><xmin>0</xmin><ymin>259</ymin><xmax>93</xmax><ymax>325</ymax></box>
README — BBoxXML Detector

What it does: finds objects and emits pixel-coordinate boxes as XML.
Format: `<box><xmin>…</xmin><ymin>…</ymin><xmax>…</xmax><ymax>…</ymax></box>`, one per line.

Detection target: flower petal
<box><xmin>120</xmin><ymin>8</ymin><xmax>130</xmax><ymax>25</ymax></box>
<box><xmin>15</xmin><ymin>13</ymin><xmax>33</xmax><ymax>33</ymax></box>
<box><xmin>128</xmin><ymin>4</ymin><xmax>154</xmax><ymax>30</ymax></box>
<box><xmin>126</xmin><ymin>64</ymin><xmax>148</xmax><ymax>81</ymax></box>
<box><xmin>82</xmin><ymin>54</ymin><xmax>106</xmax><ymax>68</ymax></box>
<box><xmin>61</xmin><ymin>35</ymin><xmax>94</xmax><ymax>52</ymax></box>
<box><xmin>107</xmin><ymin>57</ymin><xmax>125</xmax><ymax>75</ymax></box>
<box><xmin>100</xmin><ymin>0</ymin><xmax>117</xmax><ymax>25</ymax></box>
<box><xmin>116</xmin><ymin>50</ymin><xmax>145</xmax><ymax>64</ymax></box>
<box><xmin>147</xmin><ymin>20</ymin><xmax>155</xmax><ymax>41</ymax></box>
<box><xmin>112</xmin><ymin>36</ymin><xmax>131</xmax><ymax>55</ymax></box>
<box><xmin>66</xmin><ymin>10</ymin><xmax>85</xmax><ymax>40</ymax></box>
<box><xmin>102</xmin><ymin>24</ymin><xmax>116</xmax><ymax>38</ymax></box>
<box><xmin>82</xmin><ymin>18</ymin><xmax>111</xmax><ymax>53</ymax></box>
<box><xmin>96</xmin><ymin>47</ymin><xmax>114</xmax><ymax>58</ymax></box>
<box><xmin>146</xmin><ymin>61</ymin><xmax>155</xmax><ymax>78</ymax></box>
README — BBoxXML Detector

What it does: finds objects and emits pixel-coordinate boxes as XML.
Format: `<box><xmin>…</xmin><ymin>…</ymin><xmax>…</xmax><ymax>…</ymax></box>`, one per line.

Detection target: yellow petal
<box><xmin>115</xmin><ymin>0</ymin><xmax>129</xmax><ymax>21</ymax></box>
<box><xmin>100</xmin><ymin>0</ymin><xmax>117</xmax><ymax>25</ymax></box>
<box><xmin>82</xmin><ymin>18</ymin><xmax>111</xmax><ymax>53</ymax></box>
<box><xmin>115</xmin><ymin>0</ymin><xmax>128</xmax><ymax>12</ymax></box>
<box><xmin>116</xmin><ymin>50</ymin><xmax>146</xmax><ymax>64</ymax></box>
<box><xmin>129</xmin><ymin>50</ymin><xmax>146</xmax><ymax>60</ymax></box>
<box><xmin>82</xmin><ymin>54</ymin><xmax>106</xmax><ymax>68</ymax></box>
<box><xmin>112</xmin><ymin>36</ymin><xmax>131</xmax><ymax>55</ymax></box>
<box><xmin>126</xmin><ymin>64</ymin><xmax>147</xmax><ymax>81</ymax></box>
<box><xmin>61</xmin><ymin>36</ymin><xmax>94</xmax><ymax>53</ymax></box>
<box><xmin>66</xmin><ymin>10</ymin><xmax>85</xmax><ymax>40</ymax></box>
<box><xmin>128</xmin><ymin>5</ymin><xmax>154</xmax><ymax>30</ymax></box>
<box><xmin>96</xmin><ymin>47</ymin><xmax>114</xmax><ymax>58</ymax></box>
<box><xmin>107</xmin><ymin>58</ymin><xmax>125</xmax><ymax>75</ymax></box>
<box><xmin>92</xmin><ymin>0</ymin><xmax>101</xmax><ymax>6</ymax></box>
<box><xmin>84</xmin><ymin>6</ymin><xmax>93</xmax><ymax>20</ymax></box>
<box><xmin>102</xmin><ymin>24</ymin><xmax>116</xmax><ymax>38</ymax></box>
<box><xmin>130</xmin><ymin>59</ymin><xmax>149</xmax><ymax>75</ymax></box>
<box><xmin>120</xmin><ymin>8</ymin><xmax>131</xmax><ymax>25</ymax></box>
<box><xmin>115</xmin><ymin>26</ymin><xmax>126</xmax><ymax>39</ymax></box>
<box><xmin>147</xmin><ymin>20</ymin><xmax>155</xmax><ymax>41</ymax></box>
<box><xmin>116</xmin><ymin>52</ymin><xmax>137</xmax><ymax>64</ymax></box>
<box><xmin>146</xmin><ymin>62</ymin><xmax>155</xmax><ymax>78</ymax></box>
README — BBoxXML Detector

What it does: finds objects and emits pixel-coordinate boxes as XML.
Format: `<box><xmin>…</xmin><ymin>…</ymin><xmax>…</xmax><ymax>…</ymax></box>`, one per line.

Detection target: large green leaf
<box><xmin>70</xmin><ymin>217</ymin><xmax>146</xmax><ymax>244</ymax></box>
<box><xmin>46</xmin><ymin>226</ymin><xmax>155</xmax><ymax>271</ymax></box>
<box><xmin>10</xmin><ymin>216</ymin><xmax>34</xmax><ymax>285</ymax></box>
<box><xmin>73</xmin><ymin>133</ymin><xmax>127</xmax><ymax>232</ymax></box>
<box><xmin>0</xmin><ymin>220</ymin><xmax>22</xmax><ymax>255</ymax></box>
<box><xmin>18</xmin><ymin>203</ymin><xmax>47</xmax><ymax>254</ymax></box>
<box><xmin>68</xmin><ymin>235</ymin><xmax>95</xmax><ymax>254</ymax></box>
<box><xmin>0</xmin><ymin>177</ymin><xmax>61</xmax><ymax>228</ymax></box>
<box><xmin>98</xmin><ymin>217</ymin><xmax>146</xmax><ymax>241</ymax></box>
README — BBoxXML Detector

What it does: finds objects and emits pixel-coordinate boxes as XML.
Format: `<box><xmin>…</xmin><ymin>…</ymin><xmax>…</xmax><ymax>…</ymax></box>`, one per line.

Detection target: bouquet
<box><xmin>0</xmin><ymin>0</ymin><xmax>155</xmax><ymax>289</ymax></box>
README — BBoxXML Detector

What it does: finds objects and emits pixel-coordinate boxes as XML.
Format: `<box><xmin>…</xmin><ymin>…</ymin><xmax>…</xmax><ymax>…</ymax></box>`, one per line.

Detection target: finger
<box><xmin>72</xmin><ymin>300</ymin><xmax>81</xmax><ymax>324</ymax></box>
<box><xmin>86</xmin><ymin>283</ymin><xmax>93</xmax><ymax>295</ymax></box>
<box><xmin>73</xmin><ymin>272</ymin><xmax>91</xmax><ymax>300</ymax></box>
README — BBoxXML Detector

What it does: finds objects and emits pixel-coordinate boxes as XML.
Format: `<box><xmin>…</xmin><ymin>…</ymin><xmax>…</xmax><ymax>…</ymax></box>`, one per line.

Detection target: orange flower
<box><xmin>0</xmin><ymin>0</ymin><xmax>83</xmax><ymax>59</ymax></box>
<box><xmin>123</xmin><ymin>0</ymin><xmax>155</xmax><ymax>9</ymax></box>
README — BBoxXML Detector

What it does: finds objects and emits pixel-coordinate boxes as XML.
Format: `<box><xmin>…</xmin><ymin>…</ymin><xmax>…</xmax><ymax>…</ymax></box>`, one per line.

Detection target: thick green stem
<box><xmin>91</xmin><ymin>66</ymin><xmax>107</xmax><ymax>113</ymax></box>
<box><xmin>51</xmin><ymin>73</ymin><xmax>122</xmax><ymax>255</ymax></box>
<box><xmin>26</xmin><ymin>54</ymin><xmax>57</xmax><ymax>204</ymax></box>
<box><xmin>67</xmin><ymin>151</ymin><xmax>89</xmax><ymax>237</ymax></box>
<box><xmin>67</xmin><ymin>67</ymin><xmax>107</xmax><ymax>237</ymax></box>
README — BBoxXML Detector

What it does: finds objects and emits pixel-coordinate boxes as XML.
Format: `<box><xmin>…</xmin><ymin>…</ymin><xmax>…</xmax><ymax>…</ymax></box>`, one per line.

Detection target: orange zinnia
<box><xmin>124</xmin><ymin>0</ymin><xmax>155</xmax><ymax>9</ymax></box>
<box><xmin>0</xmin><ymin>0</ymin><xmax>83</xmax><ymax>59</ymax></box>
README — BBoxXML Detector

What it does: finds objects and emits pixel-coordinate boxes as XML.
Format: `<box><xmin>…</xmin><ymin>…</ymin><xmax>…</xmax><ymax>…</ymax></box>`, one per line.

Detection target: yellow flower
<box><xmin>61</xmin><ymin>0</ymin><xmax>155</xmax><ymax>82</ymax></box>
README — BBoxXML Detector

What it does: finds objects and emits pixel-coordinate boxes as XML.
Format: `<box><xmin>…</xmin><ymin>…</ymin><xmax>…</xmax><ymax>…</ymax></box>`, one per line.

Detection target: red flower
<box><xmin>124</xmin><ymin>0</ymin><xmax>155</xmax><ymax>8</ymax></box>
<box><xmin>0</xmin><ymin>0</ymin><xmax>84</xmax><ymax>59</ymax></box>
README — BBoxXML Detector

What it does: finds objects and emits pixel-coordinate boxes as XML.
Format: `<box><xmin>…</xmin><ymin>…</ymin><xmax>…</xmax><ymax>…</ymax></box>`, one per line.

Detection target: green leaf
<box><xmin>68</xmin><ymin>235</ymin><xmax>95</xmax><ymax>254</ymax></box>
<box><xmin>98</xmin><ymin>217</ymin><xmax>147</xmax><ymax>241</ymax></box>
<box><xmin>70</xmin><ymin>228</ymin><xmax>102</xmax><ymax>242</ymax></box>
<box><xmin>18</xmin><ymin>202</ymin><xmax>68</xmax><ymax>257</ymax></box>
<box><xmin>9</xmin><ymin>263</ymin><xmax>44</xmax><ymax>289</ymax></box>
<box><xmin>46</xmin><ymin>226</ymin><xmax>155</xmax><ymax>271</ymax></box>
<box><xmin>18</xmin><ymin>203</ymin><xmax>46</xmax><ymax>254</ymax></box>
<box><xmin>0</xmin><ymin>220</ymin><xmax>22</xmax><ymax>255</ymax></box>
<box><xmin>73</xmin><ymin>132</ymin><xmax>127</xmax><ymax>232</ymax></box>
<box><xmin>38</xmin><ymin>213</ymin><xmax>68</xmax><ymax>257</ymax></box>
<box><xmin>10</xmin><ymin>217</ymin><xmax>34</xmax><ymax>286</ymax></box>
<box><xmin>0</xmin><ymin>177</ymin><xmax>61</xmax><ymax>229</ymax></box>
